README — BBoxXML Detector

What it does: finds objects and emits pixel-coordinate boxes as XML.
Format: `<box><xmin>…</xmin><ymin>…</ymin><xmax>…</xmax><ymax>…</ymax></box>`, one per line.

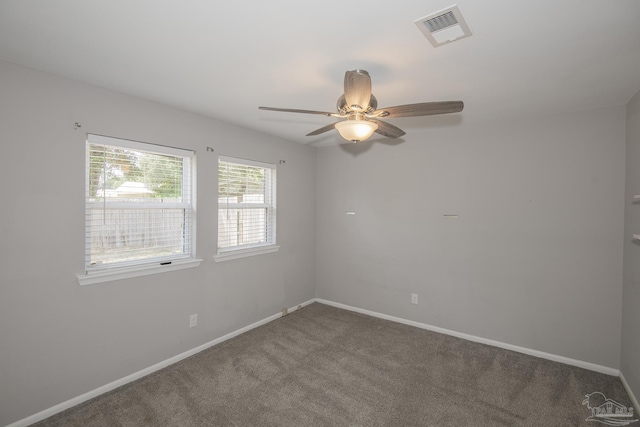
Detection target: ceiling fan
<box><xmin>259</xmin><ymin>69</ymin><xmax>464</xmax><ymax>143</ymax></box>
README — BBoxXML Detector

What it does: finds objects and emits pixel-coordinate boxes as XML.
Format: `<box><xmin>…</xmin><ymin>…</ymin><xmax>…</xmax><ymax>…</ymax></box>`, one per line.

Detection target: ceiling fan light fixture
<box><xmin>335</xmin><ymin>120</ymin><xmax>378</xmax><ymax>142</ymax></box>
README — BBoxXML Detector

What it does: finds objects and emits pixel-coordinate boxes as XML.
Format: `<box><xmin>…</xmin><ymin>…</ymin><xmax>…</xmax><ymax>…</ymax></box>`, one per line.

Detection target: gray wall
<box><xmin>0</xmin><ymin>60</ymin><xmax>317</xmax><ymax>425</ymax></box>
<box><xmin>316</xmin><ymin>106</ymin><xmax>626</xmax><ymax>369</ymax></box>
<box><xmin>622</xmin><ymin>88</ymin><xmax>640</xmax><ymax>400</ymax></box>
<box><xmin>1</xmin><ymin>57</ymin><xmax>634</xmax><ymax>426</ymax></box>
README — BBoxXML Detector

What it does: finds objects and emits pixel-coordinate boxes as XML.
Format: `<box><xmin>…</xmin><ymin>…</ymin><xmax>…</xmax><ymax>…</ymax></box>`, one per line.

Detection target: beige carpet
<box><xmin>32</xmin><ymin>303</ymin><xmax>633</xmax><ymax>426</ymax></box>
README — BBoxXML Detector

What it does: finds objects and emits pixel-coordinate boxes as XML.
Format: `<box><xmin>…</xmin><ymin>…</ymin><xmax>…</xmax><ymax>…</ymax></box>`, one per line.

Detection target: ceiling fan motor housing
<box><xmin>337</xmin><ymin>94</ymin><xmax>378</xmax><ymax>115</ymax></box>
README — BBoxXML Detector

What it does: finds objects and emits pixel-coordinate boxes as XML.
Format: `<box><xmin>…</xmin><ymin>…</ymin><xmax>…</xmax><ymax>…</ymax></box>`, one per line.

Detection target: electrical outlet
<box><xmin>189</xmin><ymin>313</ymin><xmax>198</xmax><ymax>328</ymax></box>
<box><xmin>411</xmin><ymin>293</ymin><xmax>418</xmax><ymax>304</ymax></box>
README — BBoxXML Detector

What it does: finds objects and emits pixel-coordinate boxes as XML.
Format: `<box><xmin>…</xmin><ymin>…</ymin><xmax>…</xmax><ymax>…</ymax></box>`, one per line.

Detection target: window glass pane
<box><xmin>218</xmin><ymin>157</ymin><xmax>275</xmax><ymax>251</ymax></box>
<box><xmin>87</xmin><ymin>207</ymin><xmax>188</xmax><ymax>265</ymax></box>
<box><xmin>217</xmin><ymin>208</ymin><xmax>268</xmax><ymax>248</ymax></box>
<box><xmin>88</xmin><ymin>144</ymin><xmax>185</xmax><ymax>203</ymax></box>
<box><xmin>87</xmin><ymin>139</ymin><xmax>192</xmax><ymax>268</ymax></box>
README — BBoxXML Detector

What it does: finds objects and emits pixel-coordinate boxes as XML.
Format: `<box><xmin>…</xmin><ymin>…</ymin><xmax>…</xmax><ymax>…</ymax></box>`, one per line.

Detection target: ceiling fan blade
<box><xmin>259</xmin><ymin>106</ymin><xmax>340</xmax><ymax>117</ymax></box>
<box><xmin>369</xmin><ymin>119</ymin><xmax>406</xmax><ymax>138</ymax></box>
<box><xmin>306</xmin><ymin>122</ymin><xmax>337</xmax><ymax>136</ymax></box>
<box><xmin>344</xmin><ymin>70</ymin><xmax>372</xmax><ymax>111</ymax></box>
<box><xmin>373</xmin><ymin>101</ymin><xmax>464</xmax><ymax>118</ymax></box>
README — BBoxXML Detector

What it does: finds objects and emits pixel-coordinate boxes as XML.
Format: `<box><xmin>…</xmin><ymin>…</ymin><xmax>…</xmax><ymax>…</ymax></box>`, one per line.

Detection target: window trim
<box><xmin>213</xmin><ymin>244</ymin><xmax>280</xmax><ymax>262</ymax></box>
<box><xmin>216</xmin><ymin>155</ymin><xmax>277</xmax><ymax>259</ymax></box>
<box><xmin>77</xmin><ymin>258</ymin><xmax>203</xmax><ymax>286</ymax></box>
<box><xmin>78</xmin><ymin>134</ymin><xmax>199</xmax><ymax>285</ymax></box>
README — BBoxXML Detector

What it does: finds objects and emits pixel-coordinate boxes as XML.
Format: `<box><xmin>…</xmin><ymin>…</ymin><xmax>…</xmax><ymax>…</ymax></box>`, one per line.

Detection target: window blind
<box><xmin>85</xmin><ymin>134</ymin><xmax>194</xmax><ymax>270</ymax></box>
<box><xmin>218</xmin><ymin>156</ymin><xmax>276</xmax><ymax>251</ymax></box>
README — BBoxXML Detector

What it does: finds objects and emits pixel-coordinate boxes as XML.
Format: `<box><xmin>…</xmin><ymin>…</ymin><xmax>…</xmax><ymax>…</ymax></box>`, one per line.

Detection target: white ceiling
<box><xmin>1</xmin><ymin>0</ymin><xmax>639</xmax><ymax>146</ymax></box>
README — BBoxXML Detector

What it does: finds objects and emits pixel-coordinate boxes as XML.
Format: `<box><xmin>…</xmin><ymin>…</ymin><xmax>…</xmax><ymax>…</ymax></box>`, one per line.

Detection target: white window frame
<box><xmin>215</xmin><ymin>155</ymin><xmax>279</xmax><ymax>262</ymax></box>
<box><xmin>77</xmin><ymin>134</ymin><xmax>201</xmax><ymax>285</ymax></box>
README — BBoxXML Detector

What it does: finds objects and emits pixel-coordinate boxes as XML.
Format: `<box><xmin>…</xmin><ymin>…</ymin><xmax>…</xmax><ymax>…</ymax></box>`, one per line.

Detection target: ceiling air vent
<box><xmin>414</xmin><ymin>5</ymin><xmax>472</xmax><ymax>47</ymax></box>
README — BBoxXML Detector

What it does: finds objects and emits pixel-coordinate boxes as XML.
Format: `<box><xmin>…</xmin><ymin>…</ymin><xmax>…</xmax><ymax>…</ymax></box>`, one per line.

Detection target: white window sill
<box><xmin>77</xmin><ymin>258</ymin><xmax>203</xmax><ymax>286</ymax></box>
<box><xmin>214</xmin><ymin>245</ymin><xmax>280</xmax><ymax>262</ymax></box>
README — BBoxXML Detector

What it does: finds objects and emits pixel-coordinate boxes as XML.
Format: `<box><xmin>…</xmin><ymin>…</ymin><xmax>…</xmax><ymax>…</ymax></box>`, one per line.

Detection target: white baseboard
<box><xmin>620</xmin><ymin>371</ymin><xmax>640</xmax><ymax>415</ymax></box>
<box><xmin>6</xmin><ymin>298</ymin><xmax>315</xmax><ymax>427</ymax></box>
<box><xmin>315</xmin><ymin>298</ymin><xmax>620</xmax><ymax>377</ymax></box>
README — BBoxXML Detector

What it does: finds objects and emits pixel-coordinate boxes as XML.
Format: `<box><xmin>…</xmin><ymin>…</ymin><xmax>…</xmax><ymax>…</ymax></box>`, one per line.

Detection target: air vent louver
<box><xmin>423</xmin><ymin>11</ymin><xmax>459</xmax><ymax>33</ymax></box>
<box><xmin>414</xmin><ymin>5</ymin><xmax>472</xmax><ymax>47</ymax></box>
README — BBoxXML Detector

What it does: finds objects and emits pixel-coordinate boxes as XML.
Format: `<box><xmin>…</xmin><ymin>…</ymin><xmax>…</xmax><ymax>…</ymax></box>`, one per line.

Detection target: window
<box><xmin>78</xmin><ymin>134</ymin><xmax>200</xmax><ymax>285</ymax></box>
<box><xmin>216</xmin><ymin>156</ymin><xmax>278</xmax><ymax>260</ymax></box>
